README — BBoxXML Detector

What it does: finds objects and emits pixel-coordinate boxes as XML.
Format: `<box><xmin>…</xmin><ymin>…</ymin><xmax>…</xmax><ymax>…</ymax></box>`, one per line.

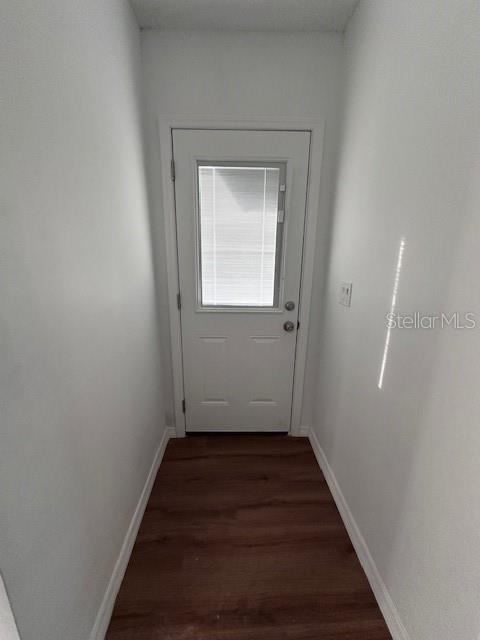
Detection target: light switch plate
<box><xmin>339</xmin><ymin>281</ymin><xmax>352</xmax><ymax>307</ymax></box>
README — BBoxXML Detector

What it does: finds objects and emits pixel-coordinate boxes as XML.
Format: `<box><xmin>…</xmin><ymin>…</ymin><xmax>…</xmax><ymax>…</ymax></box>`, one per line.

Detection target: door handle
<box><xmin>283</xmin><ymin>321</ymin><xmax>295</xmax><ymax>332</ymax></box>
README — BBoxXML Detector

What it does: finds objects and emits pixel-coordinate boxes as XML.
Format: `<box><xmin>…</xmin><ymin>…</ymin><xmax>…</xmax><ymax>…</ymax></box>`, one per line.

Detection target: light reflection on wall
<box><xmin>378</xmin><ymin>237</ymin><xmax>405</xmax><ymax>389</ymax></box>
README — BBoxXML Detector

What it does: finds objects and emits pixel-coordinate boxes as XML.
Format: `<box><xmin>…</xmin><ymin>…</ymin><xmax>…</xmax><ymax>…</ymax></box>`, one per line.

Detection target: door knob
<box><xmin>285</xmin><ymin>301</ymin><xmax>295</xmax><ymax>311</ymax></box>
<box><xmin>283</xmin><ymin>320</ymin><xmax>295</xmax><ymax>332</ymax></box>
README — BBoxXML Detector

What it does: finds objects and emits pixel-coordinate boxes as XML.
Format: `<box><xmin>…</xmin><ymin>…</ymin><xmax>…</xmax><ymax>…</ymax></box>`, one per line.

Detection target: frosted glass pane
<box><xmin>198</xmin><ymin>165</ymin><xmax>281</xmax><ymax>307</ymax></box>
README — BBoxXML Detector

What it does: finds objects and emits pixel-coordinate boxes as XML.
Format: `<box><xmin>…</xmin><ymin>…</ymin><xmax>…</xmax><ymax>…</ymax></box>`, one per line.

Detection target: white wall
<box><xmin>0</xmin><ymin>2</ymin><xmax>166</xmax><ymax>639</ymax></box>
<box><xmin>141</xmin><ymin>29</ymin><xmax>344</xmax><ymax>428</ymax></box>
<box><xmin>315</xmin><ymin>1</ymin><xmax>480</xmax><ymax>639</ymax></box>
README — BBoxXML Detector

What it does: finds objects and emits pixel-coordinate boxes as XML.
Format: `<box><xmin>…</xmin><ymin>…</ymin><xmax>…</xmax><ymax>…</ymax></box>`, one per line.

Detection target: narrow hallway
<box><xmin>106</xmin><ymin>436</ymin><xmax>390</xmax><ymax>639</ymax></box>
<box><xmin>3</xmin><ymin>3</ymin><xmax>479</xmax><ymax>639</ymax></box>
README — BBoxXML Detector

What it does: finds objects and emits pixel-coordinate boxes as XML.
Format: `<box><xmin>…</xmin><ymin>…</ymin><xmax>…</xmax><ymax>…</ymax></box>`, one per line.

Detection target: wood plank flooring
<box><xmin>106</xmin><ymin>436</ymin><xmax>391</xmax><ymax>639</ymax></box>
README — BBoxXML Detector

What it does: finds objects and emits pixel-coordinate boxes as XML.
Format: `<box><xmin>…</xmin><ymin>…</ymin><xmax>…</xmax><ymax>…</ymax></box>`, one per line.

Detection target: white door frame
<box><xmin>157</xmin><ymin>116</ymin><xmax>325</xmax><ymax>437</ymax></box>
<box><xmin>0</xmin><ymin>574</ymin><xmax>21</xmax><ymax>640</ymax></box>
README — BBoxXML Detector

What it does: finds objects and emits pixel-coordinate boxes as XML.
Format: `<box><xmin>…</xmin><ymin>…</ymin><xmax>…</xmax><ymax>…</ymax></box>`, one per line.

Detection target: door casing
<box><xmin>157</xmin><ymin>116</ymin><xmax>325</xmax><ymax>437</ymax></box>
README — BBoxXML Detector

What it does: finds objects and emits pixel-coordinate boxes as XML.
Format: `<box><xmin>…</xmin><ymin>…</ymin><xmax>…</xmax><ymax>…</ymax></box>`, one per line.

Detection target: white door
<box><xmin>173</xmin><ymin>129</ymin><xmax>310</xmax><ymax>432</ymax></box>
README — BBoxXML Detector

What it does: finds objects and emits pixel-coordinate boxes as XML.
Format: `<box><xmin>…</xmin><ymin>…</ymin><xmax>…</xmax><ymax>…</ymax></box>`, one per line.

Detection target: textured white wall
<box><xmin>0</xmin><ymin>2</ymin><xmax>165</xmax><ymax>639</ymax></box>
<box><xmin>141</xmin><ymin>29</ymin><xmax>344</xmax><ymax>428</ymax></box>
<box><xmin>314</xmin><ymin>1</ymin><xmax>480</xmax><ymax>639</ymax></box>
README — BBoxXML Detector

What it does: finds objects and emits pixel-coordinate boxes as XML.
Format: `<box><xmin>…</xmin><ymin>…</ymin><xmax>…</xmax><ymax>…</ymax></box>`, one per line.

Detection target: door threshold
<box><xmin>186</xmin><ymin>431</ymin><xmax>289</xmax><ymax>437</ymax></box>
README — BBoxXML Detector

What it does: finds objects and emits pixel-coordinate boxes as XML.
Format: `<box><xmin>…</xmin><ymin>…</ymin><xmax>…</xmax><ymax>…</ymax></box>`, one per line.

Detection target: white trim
<box><xmin>298</xmin><ymin>425</ymin><xmax>310</xmax><ymax>437</ymax></box>
<box><xmin>159</xmin><ymin>118</ymin><xmax>187</xmax><ymax>436</ymax></box>
<box><xmin>158</xmin><ymin>116</ymin><xmax>325</xmax><ymax>437</ymax></box>
<box><xmin>0</xmin><ymin>574</ymin><xmax>21</xmax><ymax>640</ymax></box>
<box><xmin>289</xmin><ymin>123</ymin><xmax>324</xmax><ymax>435</ymax></box>
<box><xmin>307</xmin><ymin>427</ymin><xmax>410</xmax><ymax>640</ymax></box>
<box><xmin>89</xmin><ymin>427</ymin><xmax>175</xmax><ymax>640</ymax></box>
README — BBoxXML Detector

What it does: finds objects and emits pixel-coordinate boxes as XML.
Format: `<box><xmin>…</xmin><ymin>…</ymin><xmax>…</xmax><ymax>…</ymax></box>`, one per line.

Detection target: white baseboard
<box><xmin>307</xmin><ymin>427</ymin><xmax>410</xmax><ymax>640</ymax></box>
<box><xmin>89</xmin><ymin>426</ymin><xmax>174</xmax><ymax>640</ymax></box>
<box><xmin>166</xmin><ymin>424</ymin><xmax>183</xmax><ymax>438</ymax></box>
<box><xmin>298</xmin><ymin>425</ymin><xmax>310</xmax><ymax>437</ymax></box>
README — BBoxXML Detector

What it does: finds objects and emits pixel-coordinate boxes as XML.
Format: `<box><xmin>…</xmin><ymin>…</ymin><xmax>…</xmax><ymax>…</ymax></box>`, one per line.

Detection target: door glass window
<box><xmin>197</xmin><ymin>163</ymin><xmax>285</xmax><ymax>307</ymax></box>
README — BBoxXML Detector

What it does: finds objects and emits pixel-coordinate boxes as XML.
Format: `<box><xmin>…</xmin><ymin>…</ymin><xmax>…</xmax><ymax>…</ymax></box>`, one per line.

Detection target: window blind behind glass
<box><xmin>198</xmin><ymin>166</ymin><xmax>280</xmax><ymax>307</ymax></box>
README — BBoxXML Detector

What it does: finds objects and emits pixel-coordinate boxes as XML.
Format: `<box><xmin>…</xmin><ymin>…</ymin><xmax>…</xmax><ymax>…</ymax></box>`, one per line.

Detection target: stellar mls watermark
<box><xmin>386</xmin><ymin>312</ymin><xmax>476</xmax><ymax>330</ymax></box>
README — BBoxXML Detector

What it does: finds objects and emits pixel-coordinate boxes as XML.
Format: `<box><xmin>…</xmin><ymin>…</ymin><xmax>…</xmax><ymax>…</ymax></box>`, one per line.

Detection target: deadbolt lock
<box><xmin>285</xmin><ymin>301</ymin><xmax>295</xmax><ymax>311</ymax></box>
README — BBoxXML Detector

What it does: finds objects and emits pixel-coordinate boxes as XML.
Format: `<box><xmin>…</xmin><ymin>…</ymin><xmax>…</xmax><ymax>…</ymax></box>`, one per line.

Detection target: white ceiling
<box><xmin>131</xmin><ymin>0</ymin><xmax>359</xmax><ymax>32</ymax></box>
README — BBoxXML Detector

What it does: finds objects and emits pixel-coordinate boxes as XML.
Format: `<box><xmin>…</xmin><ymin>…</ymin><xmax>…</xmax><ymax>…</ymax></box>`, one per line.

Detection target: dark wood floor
<box><xmin>106</xmin><ymin>436</ymin><xmax>391</xmax><ymax>639</ymax></box>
